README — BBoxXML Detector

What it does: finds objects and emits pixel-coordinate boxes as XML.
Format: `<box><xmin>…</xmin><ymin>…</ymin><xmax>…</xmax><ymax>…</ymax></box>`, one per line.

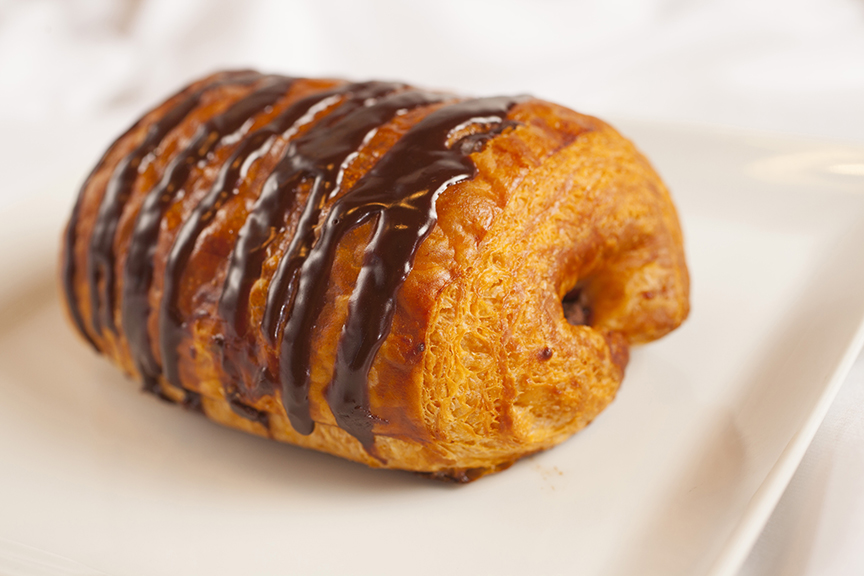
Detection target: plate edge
<box><xmin>706</xmin><ymin>315</ymin><xmax>864</xmax><ymax>576</ymax></box>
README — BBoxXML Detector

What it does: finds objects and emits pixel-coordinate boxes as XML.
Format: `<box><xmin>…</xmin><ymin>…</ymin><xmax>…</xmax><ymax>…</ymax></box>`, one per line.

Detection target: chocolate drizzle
<box><xmin>65</xmin><ymin>164</ymin><xmax>126</xmax><ymax>351</ymax></box>
<box><xmin>227</xmin><ymin>391</ymin><xmax>271</xmax><ymax>430</ymax></box>
<box><xmin>85</xmin><ymin>71</ymin><xmax>261</xmax><ymax>337</ymax></box>
<box><xmin>155</xmin><ymin>79</ymin><xmax>356</xmax><ymax>394</ymax></box>
<box><xmin>66</xmin><ymin>71</ymin><xmax>525</xmax><ymax>452</ymax></box>
<box><xmin>277</xmin><ymin>96</ymin><xmax>523</xmax><ymax>447</ymax></box>
<box><xmin>261</xmin><ymin>89</ymin><xmax>451</xmax><ymax>345</ymax></box>
<box><xmin>215</xmin><ymin>82</ymin><xmax>422</xmax><ymax>400</ymax></box>
<box><xmin>63</xmin><ymin>71</ymin><xmax>256</xmax><ymax>348</ymax></box>
<box><xmin>62</xmin><ymin>188</ymin><xmax>100</xmax><ymax>349</ymax></box>
<box><xmin>121</xmin><ymin>75</ymin><xmax>293</xmax><ymax>391</ymax></box>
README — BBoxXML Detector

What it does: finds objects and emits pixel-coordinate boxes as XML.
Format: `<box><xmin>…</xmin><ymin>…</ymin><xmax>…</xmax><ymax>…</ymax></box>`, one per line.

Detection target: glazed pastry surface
<box><xmin>61</xmin><ymin>71</ymin><xmax>689</xmax><ymax>480</ymax></box>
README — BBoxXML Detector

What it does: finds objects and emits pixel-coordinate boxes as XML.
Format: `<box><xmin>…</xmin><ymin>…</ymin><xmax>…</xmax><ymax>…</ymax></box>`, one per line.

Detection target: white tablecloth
<box><xmin>1</xmin><ymin>1</ymin><xmax>862</xmax><ymax>573</ymax></box>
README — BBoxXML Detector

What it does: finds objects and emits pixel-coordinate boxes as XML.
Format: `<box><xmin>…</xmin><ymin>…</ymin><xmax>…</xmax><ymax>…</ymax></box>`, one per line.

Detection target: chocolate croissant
<box><xmin>61</xmin><ymin>70</ymin><xmax>689</xmax><ymax>481</ymax></box>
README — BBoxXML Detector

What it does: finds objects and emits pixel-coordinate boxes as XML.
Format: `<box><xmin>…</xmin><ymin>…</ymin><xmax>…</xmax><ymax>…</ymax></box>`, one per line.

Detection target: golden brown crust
<box><xmin>60</xmin><ymin>71</ymin><xmax>689</xmax><ymax>479</ymax></box>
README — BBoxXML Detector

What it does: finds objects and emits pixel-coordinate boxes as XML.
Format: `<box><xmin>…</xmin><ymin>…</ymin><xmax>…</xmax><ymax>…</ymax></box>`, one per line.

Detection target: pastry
<box><xmin>60</xmin><ymin>70</ymin><xmax>689</xmax><ymax>481</ymax></box>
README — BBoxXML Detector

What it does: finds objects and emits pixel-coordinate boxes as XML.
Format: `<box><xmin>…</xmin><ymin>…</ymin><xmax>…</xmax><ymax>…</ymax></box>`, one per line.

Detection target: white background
<box><xmin>1</xmin><ymin>0</ymin><xmax>863</xmax><ymax>573</ymax></box>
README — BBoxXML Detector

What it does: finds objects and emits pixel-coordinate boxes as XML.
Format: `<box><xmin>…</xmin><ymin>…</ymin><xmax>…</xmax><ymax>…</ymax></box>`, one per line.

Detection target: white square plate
<box><xmin>2</xmin><ymin>121</ymin><xmax>864</xmax><ymax>576</ymax></box>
